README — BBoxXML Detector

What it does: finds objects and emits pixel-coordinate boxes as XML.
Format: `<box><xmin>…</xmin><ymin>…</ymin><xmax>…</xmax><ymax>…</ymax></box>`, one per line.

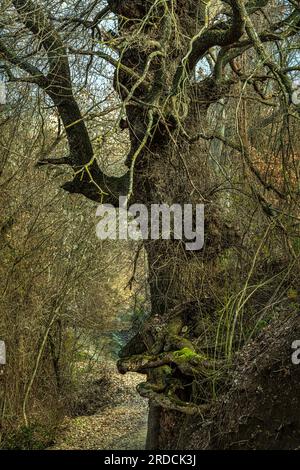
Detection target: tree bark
<box><xmin>111</xmin><ymin>1</ymin><xmax>242</xmax><ymax>449</ymax></box>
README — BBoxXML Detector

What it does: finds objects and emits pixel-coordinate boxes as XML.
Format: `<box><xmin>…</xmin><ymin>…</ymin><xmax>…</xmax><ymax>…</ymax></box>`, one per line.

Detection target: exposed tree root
<box><xmin>117</xmin><ymin>332</ymin><xmax>221</xmax><ymax>415</ymax></box>
<box><xmin>137</xmin><ymin>382</ymin><xmax>209</xmax><ymax>416</ymax></box>
<box><xmin>117</xmin><ymin>349</ymin><xmax>213</xmax><ymax>377</ymax></box>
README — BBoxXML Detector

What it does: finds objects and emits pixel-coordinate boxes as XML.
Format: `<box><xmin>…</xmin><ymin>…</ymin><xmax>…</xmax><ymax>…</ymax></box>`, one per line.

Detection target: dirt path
<box><xmin>50</xmin><ymin>361</ymin><xmax>148</xmax><ymax>450</ymax></box>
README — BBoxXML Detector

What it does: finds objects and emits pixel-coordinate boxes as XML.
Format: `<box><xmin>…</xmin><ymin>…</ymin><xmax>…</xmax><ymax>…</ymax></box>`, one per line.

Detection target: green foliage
<box><xmin>174</xmin><ymin>347</ymin><xmax>198</xmax><ymax>361</ymax></box>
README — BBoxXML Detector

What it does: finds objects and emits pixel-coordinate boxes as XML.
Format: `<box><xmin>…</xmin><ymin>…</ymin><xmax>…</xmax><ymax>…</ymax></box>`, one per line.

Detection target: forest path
<box><xmin>50</xmin><ymin>360</ymin><xmax>148</xmax><ymax>450</ymax></box>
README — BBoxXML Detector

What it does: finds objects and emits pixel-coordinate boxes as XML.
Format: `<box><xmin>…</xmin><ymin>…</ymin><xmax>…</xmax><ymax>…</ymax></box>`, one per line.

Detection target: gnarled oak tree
<box><xmin>1</xmin><ymin>0</ymin><xmax>300</xmax><ymax>449</ymax></box>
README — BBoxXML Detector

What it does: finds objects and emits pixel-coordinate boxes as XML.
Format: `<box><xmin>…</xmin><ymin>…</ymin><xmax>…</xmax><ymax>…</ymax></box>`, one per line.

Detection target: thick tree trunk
<box><xmin>110</xmin><ymin>0</ymin><xmax>242</xmax><ymax>450</ymax></box>
<box><xmin>121</xmin><ymin>108</ymin><xmax>239</xmax><ymax>449</ymax></box>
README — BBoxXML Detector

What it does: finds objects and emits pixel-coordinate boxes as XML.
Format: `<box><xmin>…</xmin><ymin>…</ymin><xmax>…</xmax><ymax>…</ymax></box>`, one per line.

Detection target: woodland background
<box><xmin>0</xmin><ymin>0</ymin><xmax>300</xmax><ymax>450</ymax></box>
